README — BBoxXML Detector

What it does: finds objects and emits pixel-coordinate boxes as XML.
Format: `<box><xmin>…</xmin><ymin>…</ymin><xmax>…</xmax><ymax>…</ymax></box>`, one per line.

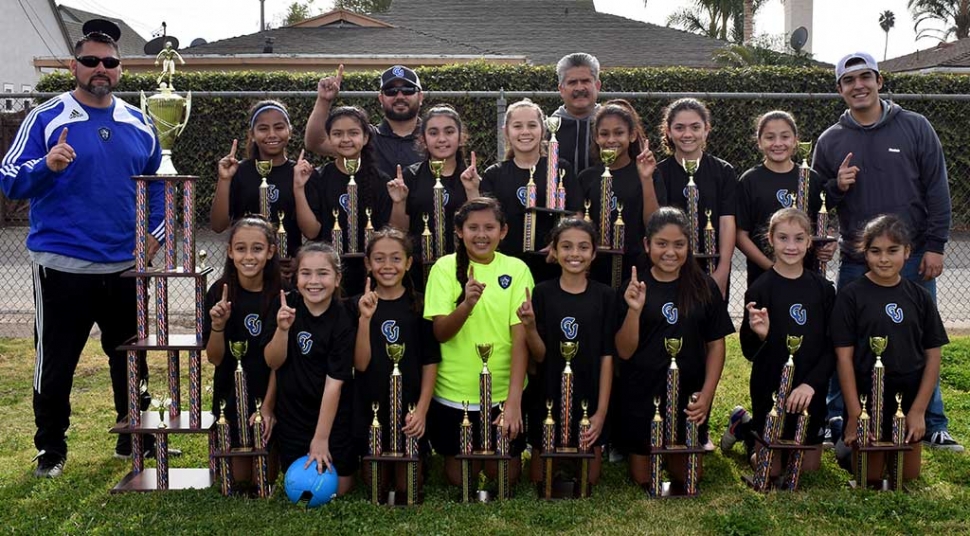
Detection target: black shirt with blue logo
<box><xmin>346</xmin><ymin>291</ymin><xmax>440</xmax><ymax>444</ymax></box>
<box><xmin>203</xmin><ymin>282</ymin><xmax>274</xmax><ymax>434</ymax></box>
<box><xmin>736</xmin><ymin>163</ymin><xmax>825</xmax><ymax>286</ymax></box>
<box><xmin>530</xmin><ymin>278</ymin><xmax>616</xmax><ymax>443</ymax></box>
<box><xmin>740</xmin><ymin>268</ymin><xmax>836</xmax><ymax>431</ymax></box>
<box><xmin>262</xmin><ymin>291</ymin><xmax>356</xmax><ymax>444</ymax></box>
<box><xmin>830</xmin><ymin>276</ymin><xmax>948</xmax><ymax>379</ymax></box>
<box><xmin>228</xmin><ymin>159</ymin><xmax>304</xmax><ymax>257</ymax></box>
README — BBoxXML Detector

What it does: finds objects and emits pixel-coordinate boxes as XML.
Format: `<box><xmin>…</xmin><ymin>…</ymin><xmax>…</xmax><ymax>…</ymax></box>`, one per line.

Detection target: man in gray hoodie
<box><xmin>813</xmin><ymin>52</ymin><xmax>962</xmax><ymax>451</ymax></box>
<box><xmin>551</xmin><ymin>53</ymin><xmax>601</xmax><ymax>174</ymax></box>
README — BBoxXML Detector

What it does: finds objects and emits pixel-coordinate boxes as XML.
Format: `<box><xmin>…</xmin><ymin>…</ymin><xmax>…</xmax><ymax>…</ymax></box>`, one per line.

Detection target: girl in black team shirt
<box><xmin>518</xmin><ymin>218</ymin><xmax>615</xmax><ymax>485</ymax></box>
<box><xmin>614</xmin><ymin>207</ymin><xmax>733</xmax><ymax>488</ymax></box>
<box><xmin>263</xmin><ymin>242</ymin><xmax>356</xmax><ymax>497</ymax></box>
<box><xmin>293</xmin><ymin>106</ymin><xmax>400</xmax><ymax>294</ymax></box>
<box><xmin>655</xmin><ymin>98</ymin><xmax>736</xmax><ymax>298</ymax></box>
<box><xmin>720</xmin><ymin>209</ymin><xmax>835</xmax><ymax>479</ymax></box>
<box><xmin>736</xmin><ymin>111</ymin><xmax>831</xmax><ymax>287</ymax></box>
<box><xmin>471</xmin><ymin>99</ymin><xmax>583</xmax><ymax>282</ymax></box>
<box><xmin>831</xmin><ymin>215</ymin><xmax>947</xmax><ymax>483</ymax></box>
<box><xmin>348</xmin><ymin>227</ymin><xmax>440</xmax><ymax>496</ymax></box>
<box><xmin>402</xmin><ymin>105</ymin><xmax>481</xmax><ymax>289</ymax></box>
<box><xmin>204</xmin><ymin>217</ymin><xmax>281</xmax><ymax>483</ymax></box>
<box><xmin>576</xmin><ymin>99</ymin><xmax>665</xmax><ymax>286</ymax></box>
<box><xmin>212</xmin><ymin>100</ymin><xmax>303</xmax><ymax>270</ymax></box>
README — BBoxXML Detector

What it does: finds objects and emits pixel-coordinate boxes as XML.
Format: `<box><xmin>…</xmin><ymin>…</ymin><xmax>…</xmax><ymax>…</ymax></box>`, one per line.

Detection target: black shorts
<box><xmin>427</xmin><ymin>399</ymin><xmax>527</xmax><ymax>457</ymax></box>
<box><xmin>277</xmin><ymin>412</ymin><xmax>358</xmax><ymax>477</ymax></box>
<box><xmin>615</xmin><ymin>368</ymin><xmax>709</xmax><ymax>456</ymax></box>
<box><xmin>845</xmin><ymin>368</ymin><xmax>924</xmax><ymax>442</ymax></box>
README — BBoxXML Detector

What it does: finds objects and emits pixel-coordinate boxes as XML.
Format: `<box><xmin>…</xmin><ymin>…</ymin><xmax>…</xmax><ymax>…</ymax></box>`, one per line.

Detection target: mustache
<box><xmin>571</xmin><ymin>89</ymin><xmax>590</xmax><ymax>98</ymax></box>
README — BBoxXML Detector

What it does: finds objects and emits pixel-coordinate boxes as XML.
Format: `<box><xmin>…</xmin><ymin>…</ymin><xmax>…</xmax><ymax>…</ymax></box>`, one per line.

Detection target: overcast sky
<box><xmin>57</xmin><ymin>0</ymin><xmax>939</xmax><ymax>64</ymax></box>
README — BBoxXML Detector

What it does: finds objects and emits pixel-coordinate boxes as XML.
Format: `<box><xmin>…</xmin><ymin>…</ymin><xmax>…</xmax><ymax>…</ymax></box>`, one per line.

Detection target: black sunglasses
<box><xmin>76</xmin><ymin>56</ymin><xmax>121</xmax><ymax>69</ymax></box>
<box><xmin>382</xmin><ymin>86</ymin><xmax>419</xmax><ymax>97</ymax></box>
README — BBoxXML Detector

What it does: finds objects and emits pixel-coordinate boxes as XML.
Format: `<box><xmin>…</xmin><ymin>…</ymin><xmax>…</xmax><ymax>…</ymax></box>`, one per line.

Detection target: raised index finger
<box><xmin>221</xmin><ymin>283</ymin><xmax>228</xmax><ymax>303</ymax></box>
<box><xmin>298</xmin><ymin>149</ymin><xmax>305</xmax><ymax>163</ymax></box>
<box><xmin>396</xmin><ymin>164</ymin><xmax>403</xmax><ymax>181</ymax></box>
<box><xmin>229</xmin><ymin>138</ymin><xmax>238</xmax><ymax>158</ymax></box>
<box><xmin>468</xmin><ymin>265</ymin><xmax>475</xmax><ymax>281</ymax></box>
<box><xmin>336</xmin><ymin>64</ymin><xmax>344</xmax><ymax>85</ymax></box>
<box><xmin>364</xmin><ymin>276</ymin><xmax>372</xmax><ymax>292</ymax></box>
<box><xmin>840</xmin><ymin>152</ymin><xmax>853</xmax><ymax>169</ymax></box>
<box><xmin>57</xmin><ymin>127</ymin><xmax>69</xmax><ymax>145</ymax></box>
<box><xmin>631</xmin><ymin>265</ymin><xmax>639</xmax><ymax>283</ymax></box>
<box><xmin>471</xmin><ymin>151</ymin><xmax>477</xmax><ymax>170</ymax></box>
<box><xmin>280</xmin><ymin>289</ymin><xmax>287</xmax><ymax>308</ymax></box>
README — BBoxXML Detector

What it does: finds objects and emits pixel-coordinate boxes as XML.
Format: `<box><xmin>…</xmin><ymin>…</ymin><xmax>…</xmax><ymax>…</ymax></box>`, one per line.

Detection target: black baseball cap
<box><xmin>380</xmin><ymin>65</ymin><xmax>421</xmax><ymax>91</ymax></box>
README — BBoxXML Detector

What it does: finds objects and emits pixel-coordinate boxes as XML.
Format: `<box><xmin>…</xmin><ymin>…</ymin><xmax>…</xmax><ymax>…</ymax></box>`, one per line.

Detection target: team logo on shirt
<box><xmin>516</xmin><ymin>186</ymin><xmax>528</xmax><ymax>207</ymax></box>
<box><xmin>777</xmin><ymin>189</ymin><xmax>794</xmax><ymax>208</ymax></box>
<box><xmin>789</xmin><ymin>304</ymin><xmax>807</xmax><ymax>326</ymax></box>
<box><xmin>498</xmin><ymin>275</ymin><xmax>512</xmax><ymax>289</ymax></box>
<box><xmin>560</xmin><ymin>317</ymin><xmax>579</xmax><ymax>340</ymax></box>
<box><xmin>443</xmin><ymin>191</ymin><xmax>451</xmax><ymax>207</ymax></box>
<box><xmin>244</xmin><ymin>314</ymin><xmax>262</xmax><ymax>336</ymax></box>
<box><xmin>339</xmin><ymin>193</ymin><xmax>350</xmax><ymax>214</ymax></box>
<box><xmin>269</xmin><ymin>184</ymin><xmax>279</xmax><ymax>203</ymax></box>
<box><xmin>298</xmin><ymin>331</ymin><xmax>313</xmax><ymax>354</ymax></box>
<box><xmin>381</xmin><ymin>320</ymin><xmax>400</xmax><ymax>343</ymax></box>
<box><xmin>98</xmin><ymin>127</ymin><xmax>111</xmax><ymax>141</ymax></box>
<box><xmin>886</xmin><ymin>303</ymin><xmax>904</xmax><ymax>324</ymax></box>
<box><xmin>610</xmin><ymin>195</ymin><xmax>618</xmax><ymax>212</ymax></box>
<box><xmin>662</xmin><ymin>302</ymin><xmax>678</xmax><ymax>325</ymax></box>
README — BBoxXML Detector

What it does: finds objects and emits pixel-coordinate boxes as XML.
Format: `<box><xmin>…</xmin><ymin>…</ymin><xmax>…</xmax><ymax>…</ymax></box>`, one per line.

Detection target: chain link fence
<box><xmin>2</xmin><ymin>91</ymin><xmax>970</xmax><ymax>337</ymax></box>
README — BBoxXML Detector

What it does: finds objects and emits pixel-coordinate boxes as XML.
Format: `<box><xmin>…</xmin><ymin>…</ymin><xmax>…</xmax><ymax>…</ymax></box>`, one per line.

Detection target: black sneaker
<box><xmin>32</xmin><ymin>450</ymin><xmax>65</xmax><ymax>478</ymax></box>
<box><xmin>923</xmin><ymin>431</ymin><xmax>965</xmax><ymax>452</ymax></box>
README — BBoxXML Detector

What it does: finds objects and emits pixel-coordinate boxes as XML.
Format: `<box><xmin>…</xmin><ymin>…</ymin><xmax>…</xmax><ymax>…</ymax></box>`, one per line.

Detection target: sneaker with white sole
<box><xmin>608</xmin><ymin>445</ymin><xmax>624</xmax><ymax>463</ymax></box>
<box><xmin>32</xmin><ymin>450</ymin><xmax>65</xmax><ymax>478</ymax></box>
<box><xmin>923</xmin><ymin>431</ymin><xmax>965</xmax><ymax>452</ymax></box>
<box><xmin>720</xmin><ymin>406</ymin><xmax>751</xmax><ymax>453</ymax></box>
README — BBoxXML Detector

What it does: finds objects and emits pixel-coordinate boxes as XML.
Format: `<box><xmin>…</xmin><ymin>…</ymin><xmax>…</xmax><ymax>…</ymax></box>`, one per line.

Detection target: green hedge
<box><xmin>35</xmin><ymin>63</ymin><xmax>970</xmax><ymax>227</ymax></box>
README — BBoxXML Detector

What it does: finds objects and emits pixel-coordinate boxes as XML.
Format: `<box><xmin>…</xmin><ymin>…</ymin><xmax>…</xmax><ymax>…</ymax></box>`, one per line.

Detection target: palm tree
<box><xmin>907</xmin><ymin>0</ymin><xmax>970</xmax><ymax>41</ymax></box>
<box><xmin>880</xmin><ymin>10</ymin><xmax>896</xmax><ymax>60</ymax></box>
<box><xmin>743</xmin><ymin>0</ymin><xmax>754</xmax><ymax>43</ymax></box>
<box><xmin>666</xmin><ymin>0</ymin><xmax>766</xmax><ymax>43</ymax></box>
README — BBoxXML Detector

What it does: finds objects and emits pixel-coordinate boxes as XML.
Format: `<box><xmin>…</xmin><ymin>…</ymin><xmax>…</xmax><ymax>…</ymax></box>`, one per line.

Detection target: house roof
<box><xmin>182</xmin><ymin>0</ymin><xmax>729</xmax><ymax>68</ymax></box>
<box><xmin>58</xmin><ymin>5</ymin><xmax>147</xmax><ymax>57</ymax></box>
<box><xmin>881</xmin><ymin>39</ymin><xmax>970</xmax><ymax>73</ymax></box>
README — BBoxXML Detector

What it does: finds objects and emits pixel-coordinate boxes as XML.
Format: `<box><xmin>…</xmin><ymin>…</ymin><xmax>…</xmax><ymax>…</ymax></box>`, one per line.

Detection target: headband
<box><xmin>250</xmin><ymin>104</ymin><xmax>291</xmax><ymax>129</ymax></box>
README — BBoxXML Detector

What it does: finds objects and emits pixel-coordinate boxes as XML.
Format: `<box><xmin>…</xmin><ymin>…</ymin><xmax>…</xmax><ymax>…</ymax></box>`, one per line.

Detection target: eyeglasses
<box><xmin>382</xmin><ymin>86</ymin><xmax>419</xmax><ymax>97</ymax></box>
<box><xmin>75</xmin><ymin>56</ymin><xmax>121</xmax><ymax>69</ymax></box>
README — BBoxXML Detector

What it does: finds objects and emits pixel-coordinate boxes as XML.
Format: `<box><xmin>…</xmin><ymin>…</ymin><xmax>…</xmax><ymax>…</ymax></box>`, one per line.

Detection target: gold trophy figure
<box><xmin>796</xmin><ymin>141</ymin><xmax>813</xmax><ymax>213</ymax></box>
<box><xmin>559</xmin><ymin>340</ymin><xmax>579</xmax><ymax>451</ymax></box>
<box><xmin>364</xmin><ymin>207</ymin><xmax>375</xmax><ymax>249</ymax></box>
<box><xmin>523</xmin><ymin>166</ymin><xmax>538</xmax><ymax>252</ymax></box>
<box><xmin>386</xmin><ymin>343</ymin><xmax>406</xmax><ymax>454</ymax></box>
<box><xmin>683</xmin><ymin>159</ymin><xmax>700</xmax><ymax>253</ymax></box>
<box><xmin>890</xmin><ymin>392</ymin><xmax>906</xmax><ymax>490</ymax></box>
<box><xmin>252</xmin><ymin>398</ymin><xmax>271</xmax><ymax>498</ymax></box>
<box><xmin>664</xmin><ymin>337</ymin><xmax>683</xmax><ymax>446</ymax></box>
<box><xmin>277</xmin><ymin>211</ymin><xmax>287</xmax><ymax>259</ymax></box>
<box><xmin>598</xmin><ymin>149</ymin><xmax>618</xmax><ymax>248</ymax></box>
<box><xmin>255</xmin><ymin>160</ymin><xmax>273</xmax><ymax>219</ymax></box>
<box><xmin>368</xmin><ymin>402</ymin><xmax>382</xmax><ymax>503</ymax></box>
<box><xmin>154</xmin><ymin>41</ymin><xmax>185</xmax><ymax>89</ymax></box>
<box><xmin>216</xmin><ymin>399</ymin><xmax>233</xmax><ymax>495</ymax></box>
<box><xmin>230</xmin><ymin>340</ymin><xmax>252</xmax><ymax>450</ymax></box>
<box><xmin>702</xmin><ymin>209</ymin><xmax>717</xmax><ymax>274</ymax></box>
<box><xmin>344</xmin><ymin>157</ymin><xmax>360</xmax><ymax>253</ymax></box>
<box><xmin>546</xmin><ymin>116</ymin><xmax>562</xmax><ymax>209</ymax></box>
<box><xmin>430</xmin><ymin>160</ymin><xmax>446</xmax><ymax>260</ymax></box>
<box><xmin>476</xmin><ymin>343</ymin><xmax>495</xmax><ymax>454</ymax></box>
<box><xmin>583</xmin><ymin>200</ymin><xmax>592</xmax><ymax>223</ymax></box>
<box><xmin>331</xmin><ymin>209</ymin><xmax>343</xmax><ymax>255</ymax></box>
<box><xmin>869</xmin><ymin>336</ymin><xmax>889</xmax><ymax>443</ymax></box>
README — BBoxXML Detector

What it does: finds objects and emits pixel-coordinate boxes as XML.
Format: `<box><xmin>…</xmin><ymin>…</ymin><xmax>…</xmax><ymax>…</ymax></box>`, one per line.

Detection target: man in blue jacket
<box><xmin>1</xmin><ymin>31</ymin><xmax>167</xmax><ymax>477</ymax></box>
<box><xmin>813</xmin><ymin>52</ymin><xmax>961</xmax><ymax>452</ymax></box>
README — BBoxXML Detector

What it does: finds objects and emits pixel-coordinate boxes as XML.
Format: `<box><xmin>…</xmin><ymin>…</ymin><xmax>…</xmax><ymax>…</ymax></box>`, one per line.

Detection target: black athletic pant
<box><xmin>32</xmin><ymin>264</ymin><xmax>148</xmax><ymax>458</ymax></box>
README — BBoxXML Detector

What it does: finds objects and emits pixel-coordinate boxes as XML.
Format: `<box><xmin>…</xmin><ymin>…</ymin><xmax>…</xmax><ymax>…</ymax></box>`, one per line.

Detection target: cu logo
<box><xmin>560</xmin><ymin>317</ymin><xmax>579</xmax><ymax>340</ymax></box>
<box><xmin>381</xmin><ymin>320</ymin><xmax>400</xmax><ymax>343</ymax></box>
<box><xmin>776</xmin><ymin>189</ymin><xmax>793</xmax><ymax>208</ymax></box>
<box><xmin>339</xmin><ymin>193</ymin><xmax>350</xmax><ymax>214</ymax></box>
<box><xmin>886</xmin><ymin>303</ymin><xmax>904</xmax><ymax>324</ymax></box>
<box><xmin>244</xmin><ymin>314</ymin><xmax>262</xmax><ymax>336</ymax></box>
<box><xmin>516</xmin><ymin>186</ymin><xmax>528</xmax><ymax>207</ymax></box>
<box><xmin>268</xmin><ymin>184</ymin><xmax>280</xmax><ymax>203</ymax></box>
<box><xmin>298</xmin><ymin>331</ymin><xmax>313</xmax><ymax>354</ymax></box>
<box><xmin>662</xmin><ymin>302</ymin><xmax>678</xmax><ymax>325</ymax></box>
<box><xmin>789</xmin><ymin>304</ymin><xmax>806</xmax><ymax>326</ymax></box>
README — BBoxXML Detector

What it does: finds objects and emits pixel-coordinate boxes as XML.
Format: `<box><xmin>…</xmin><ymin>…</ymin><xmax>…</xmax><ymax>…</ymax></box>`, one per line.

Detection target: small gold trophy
<box><xmin>796</xmin><ymin>141</ymin><xmax>813</xmax><ymax>213</ymax></box>
<box><xmin>683</xmin><ymin>159</ymin><xmax>700</xmax><ymax>253</ymax></box>
<box><xmin>230</xmin><ymin>340</ymin><xmax>252</xmax><ymax>450</ymax></box>
<box><xmin>559</xmin><ymin>340</ymin><xmax>579</xmax><ymax>452</ymax></box>
<box><xmin>664</xmin><ymin>337</ymin><xmax>683</xmax><ymax>446</ymax></box>
<box><xmin>255</xmin><ymin>160</ymin><xmax>273</xmax><ymax>219</ymax></box>
<box><xmin>476</xmin><ymin>343</ymin><xmax>494</xmax><ymax>454</ymax></box>
<box><xmin>344</xmin><ymin>158</ymin><xmax>360</xmax><ymax>253</ymax></box>
<box><xmin>869</xmin><ymin>336</ymin><xmax>889</xmax><ymax>443</ymax></box>
<box><xmin>598</xmin><ymin>149</ymin><xmax>618</xmax><ymax>248</ymax></box>
<box><xmin>277</xmin><ymin>211</ymin><xmax>287</xmax><ymax>259</ymax></box>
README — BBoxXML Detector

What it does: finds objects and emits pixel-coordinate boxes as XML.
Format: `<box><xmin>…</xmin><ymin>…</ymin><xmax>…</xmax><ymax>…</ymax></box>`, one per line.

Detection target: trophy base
<box><xmin>537</xmin><ymin>478</ymin><xmax>593</xmax><ymax>500</ymax></box>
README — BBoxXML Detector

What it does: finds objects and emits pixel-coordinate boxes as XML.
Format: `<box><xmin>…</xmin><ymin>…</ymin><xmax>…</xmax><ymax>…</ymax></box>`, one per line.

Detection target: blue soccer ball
<box><xmin>284</xmin><ymin>455</ymin><xmax>338</xmax><ymax>507</ymax></box>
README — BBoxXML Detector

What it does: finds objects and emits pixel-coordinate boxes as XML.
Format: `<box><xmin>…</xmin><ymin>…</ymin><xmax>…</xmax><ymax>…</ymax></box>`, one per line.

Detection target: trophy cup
<box><xmin>277</xmin><ymin>212</ymin><xmax>287</xmax><ymax>259</ymax></box>
<box><xmin>253</xmin><ymin>160</ymin><xmax>272</xmax><ymax>220</ymax></box>
<box><xmin>546</xmin><ymin>116</ymin><xmax>561</xmax><ymax>208</ymax></box>
<box><xmin>523</xmin><ymin>166</ymin><xmax>538</xmax><ymax>252</ymax></box>
<box><xmin>559</xmin><ymin>341</ymin><xmax>579</xmax><ymax>451</ymax></box>
<box><xmin>796</xmin><ymin>141</ymin><xmax>812</xmax><ymax>213</ymax></box>
<box><xmin>598</xmin><ymin>149</ymin><xmax>617</xmax><ymax>248</ymax></box>
<box><xmin>683</xmin><ymin>159</ymin><xmax>700</xmax><ymax>253</ymax></box>
<box><xmin>456</xmin><ymin>342</ymin><xmax>513</xmax><ymax>502</ymax></box>
<box><xmin>230</xmin><ymin>340</ymin><xmax>252</xmax><ymax>450</ymax></box>
<box><xmin>344</xmin><ymin>157</ymin><xmax>360</xmax><ymax>254</ymax></box>
<box><xmin>387</xmin><ymin>342</ymin><xmax>406</xmax><ymax>455</ymax></box>
<box><xmin>140</xmin><ymin>77</ymin><xmax>191</xmax><ymax>176</ymax></box>
<box><xmin>645</xmin><ymin>337</ymin><xmax>706</xmax><ymax>497</ymax></box>
<box><xmin>331</xmin><ymin>209</ymin><xmax>343</xmax><ymax>255</ymax></box>
<box><xmin>430</xmin><ymin>160</ymin><xmax>446</xmax><ymax>260</ymax></box>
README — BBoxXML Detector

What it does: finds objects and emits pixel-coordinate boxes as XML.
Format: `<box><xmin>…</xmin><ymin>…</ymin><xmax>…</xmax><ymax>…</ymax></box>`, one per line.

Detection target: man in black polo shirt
<box><xmin>305</xmin><ymin>64</ymin><xmax>424</xmax><ymax>177</ymax></box>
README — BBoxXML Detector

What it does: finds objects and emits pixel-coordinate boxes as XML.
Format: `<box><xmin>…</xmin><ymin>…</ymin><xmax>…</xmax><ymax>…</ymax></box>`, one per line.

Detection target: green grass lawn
<box><xmin>1</xmin><ymin>335</ymin><xmax>969</xmax><ymax>535</ymax></box>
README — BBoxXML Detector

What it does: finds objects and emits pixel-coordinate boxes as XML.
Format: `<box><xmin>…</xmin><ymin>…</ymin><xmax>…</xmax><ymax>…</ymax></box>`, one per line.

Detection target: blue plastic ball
<box><xmin>284</xmin><ymin>455</ymin><xmax>338</xmax><ymax>507</ymax></box>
